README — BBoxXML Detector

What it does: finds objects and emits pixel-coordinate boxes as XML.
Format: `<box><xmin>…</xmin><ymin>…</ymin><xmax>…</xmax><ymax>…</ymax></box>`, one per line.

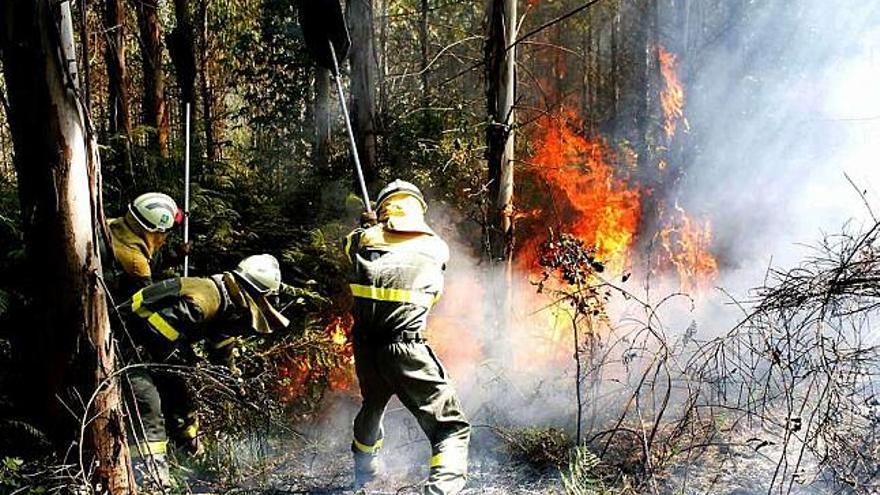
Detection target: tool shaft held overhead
<box><xmin>328</xmin><ymin>42</ymin><xmax>371</xmax><ymax>212</ymax></box>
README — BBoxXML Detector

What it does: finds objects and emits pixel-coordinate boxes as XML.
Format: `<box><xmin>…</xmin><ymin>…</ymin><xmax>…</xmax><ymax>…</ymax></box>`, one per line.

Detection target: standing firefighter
<box><xmin>345</xmin><ymin>180</ymin><xmax>470</xmax><ymax>494</ymax></box>
<box><xmin>118</xmin><ymin>254</ymin><xmax>290</xmax><ymax>490</ymax></box>
<box><xmin>105</xmin><ymin>192</ymin><xmax>188</xmax><ymax>298</ymax></box>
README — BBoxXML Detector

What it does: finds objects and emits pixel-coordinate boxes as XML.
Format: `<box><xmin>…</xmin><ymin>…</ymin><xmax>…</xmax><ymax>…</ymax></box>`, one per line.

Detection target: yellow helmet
<box><xmin>376</xmin><ymin>179</ymin><xmax>426</xmax><ymax>213</ymax></box>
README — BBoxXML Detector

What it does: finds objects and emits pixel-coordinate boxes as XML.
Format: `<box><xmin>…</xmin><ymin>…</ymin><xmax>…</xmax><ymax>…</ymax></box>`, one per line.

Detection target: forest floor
<box><xmin>182</xmin><ymin>394</ymin><xmax>564</xmax><ymax>494</ymax></box>
<box><xmin>190</xmin><ymin>446</ymin><xmax>563</xmax><ymax>495</ymax></box>
<box><xmin>176</xmin><ymin>394</ymin><xmax>831</xmax><ymax>495</ymax></box>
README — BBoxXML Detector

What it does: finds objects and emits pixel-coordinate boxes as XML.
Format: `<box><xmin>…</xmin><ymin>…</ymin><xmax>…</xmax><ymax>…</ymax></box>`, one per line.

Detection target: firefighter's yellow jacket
<box><xmin>106</xmin><ymin>213</ymin><xmax>170</xmax><ymax>298</ymax></box>
<box><xmin>117</xmin><ymin>273</ymin><xmax>288</xmax><ymax>358</ymax></box>
<box><xmin>344</xmin><ymin>203</ymin><xmax>449</xmax><ymax>341</ymax></box>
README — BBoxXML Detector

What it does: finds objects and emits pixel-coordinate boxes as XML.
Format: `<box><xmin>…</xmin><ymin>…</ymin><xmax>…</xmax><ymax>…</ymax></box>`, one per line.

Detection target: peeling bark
<box><xmin>485</xmin><ymin>0</ymin><xmax>516</xmax><ymax>263</ymax></box>
<box><xmin>0</xmin><ymin>0</ymin><xmax>133</xmax><ymax>492</ymax></box>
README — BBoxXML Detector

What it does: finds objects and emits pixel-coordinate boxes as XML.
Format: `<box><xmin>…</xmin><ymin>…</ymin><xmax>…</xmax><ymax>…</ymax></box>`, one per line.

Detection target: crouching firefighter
<box><xmin>345</xmin><ymin>180</ymin><xmax>471</xmax><ymax>494</ymax></box>
<box><xmin>103</xmin><ymin>192</ymin><xmax>206</xmax><ymax>457</ymax></box>
<box><xmin>117</xmin><ymin>254</ymin><xmax>290</xmax><ymax>490</ymax></box>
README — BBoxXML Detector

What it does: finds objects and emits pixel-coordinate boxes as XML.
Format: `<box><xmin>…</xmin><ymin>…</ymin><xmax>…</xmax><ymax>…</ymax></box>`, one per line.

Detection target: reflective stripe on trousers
<box><xmin>181</xmin><ymin>419</ymin><xmax>199</xmax><ymax>440</ymax></box>
<box><xmin>130</xmin><ymin>439</ymin><xmax>167</xmax><ymax>459</ymax></box>
<box><xmin>353</xmin><ymin>341</ymin><xmax>470</xmax><ymax>494</ymax></box>
<box><xmin>353</xmin><ymin>436</ymin><xmax>383</xmax><ymax>455</ymax></box>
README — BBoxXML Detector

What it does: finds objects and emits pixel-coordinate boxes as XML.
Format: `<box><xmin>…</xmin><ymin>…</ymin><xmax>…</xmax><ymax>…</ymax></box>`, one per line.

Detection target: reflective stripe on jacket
<box><xmin>118</xmin><ymin>276</ymin><xmax>246</xmax><ymax>347</ymax></box>
<box><xmin>345</xmin><ymin>224</ymin><xmax>449</xmax><ymax>338</ymax></box>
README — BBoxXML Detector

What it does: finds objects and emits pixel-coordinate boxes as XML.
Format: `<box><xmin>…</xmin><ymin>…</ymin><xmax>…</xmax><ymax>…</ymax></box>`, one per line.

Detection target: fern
<box><xmin>561</xmin><ymin>446</ymin><xmax>604</xmax><ymax>495</ymax></box>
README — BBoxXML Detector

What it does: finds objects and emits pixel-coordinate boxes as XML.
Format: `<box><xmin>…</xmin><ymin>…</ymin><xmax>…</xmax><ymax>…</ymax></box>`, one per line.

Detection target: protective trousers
<box><xmin>353</xmin><ymin>341</ymin><xmax>470</xmax><ymax>495</ymax></box>
<box><xmin>125</xmin><ymin>366</ymin><xmax>197</xmax><ymax>489</ymax></box>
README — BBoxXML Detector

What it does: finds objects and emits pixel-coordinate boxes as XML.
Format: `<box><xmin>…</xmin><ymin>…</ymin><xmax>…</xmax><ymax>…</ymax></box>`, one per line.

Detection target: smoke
<box><xmin>421</xmin><ymin>0</ymin><xmax>880</xmax><ymax>485</ymax></box>
<box><xmin>295</xmin><ymin>1</ymin><xmax>880</xmax><ymax>490</ymax></box>
<box><xmin>679</xmin><ymin>0</ymin><xmax>880</xmax><ymax>291</ymax></box>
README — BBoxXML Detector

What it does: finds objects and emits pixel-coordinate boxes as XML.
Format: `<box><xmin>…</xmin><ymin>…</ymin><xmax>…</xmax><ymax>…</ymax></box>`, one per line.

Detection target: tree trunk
<box><xmin>0</xmin><ymin>0</ymin><xmax>133</xmax><ymax>492</ymax></box>
<box><xmin>347</xmin><ymin>0</ymin><xmax>379</xmax><ymax>188</ymax></box>
<box><xmin>103</xmin><ymin>0</ymin><xmax>131</xmax><ymax>136</ymax></box>
<box><xmin>484</xmin><ymin>0</ymin><xmax>516</xmax><ymax>350</ymax></box>
<box><xmin>135</xmin><ymin>0</ymin><xmax>170</xmax><ymax>157</ymax></box>
<box><xmin>377</xmin><ymin>0</ymin><xmax>388</xmax><ymax>115</ymax></box>
<box><xmin>198</xmin><ymin>0</ymin><xmax>218</xmax><ymax>162</ymax></box>
<box><xmin>77</xmin><ymin>0</ymin><xmax>92</xmax><ymax>113</ymax></box>
<box><xmin>313</xmin><ymin>67</ymin><xmax>332</xmax><ymax>170</ymax></box>
<box><xmin>583</xmin><ymin>15</ymin><xmax>594</xmax><ymax>131</ymax></box>
<box><xmin>169</xmin><ymin>0</ymin><xmax>197</xmax><ymax>110</ymax></box>
<box><xmin>419</xmin><ymin>0</ymin><xmax>429</xmax><ymax>110</ymax></box>
<box><xmin>485</xmin><ymin>0</ymin><xmax>516</xmax><ymax>263</ymax></box>
<box><xmin>637</xmin><ymin>0</ymin><xmax>665</xmax><ymax>251</ymax></box>
<box><xmin>610</xmin><ymin>4</ymin><xmax>620</xmax><ymax>132</ymax></box>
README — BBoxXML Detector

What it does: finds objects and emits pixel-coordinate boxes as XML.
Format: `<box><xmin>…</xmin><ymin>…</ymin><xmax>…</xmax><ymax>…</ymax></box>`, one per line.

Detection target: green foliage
<box><xmin>561</xmin><ymin>446</ymin><xmax>606</xmax><ymax>495</ymax></box>
<box><xmin>501</xmin><ymin>426</ymin><xmax>572</xmax><ymax>472</ymax></box>
<box><xmin>0</xmin><ymin>457</ymin><xmax>47</xmax><ymax>494</ymax></box>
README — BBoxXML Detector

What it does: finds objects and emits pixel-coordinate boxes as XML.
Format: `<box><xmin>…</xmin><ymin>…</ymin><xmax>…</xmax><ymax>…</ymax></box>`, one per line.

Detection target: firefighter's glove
<box><xmin>182</xmin><ymin>435</ymin><xmax>205</xmax><ymax>458</ymax></box>
<box><xmin>280</xmin><ymin>283</ymin><xmax>331</xmax><ymax>306</ymax></box>
<box><xmin>174</xmin><ymin>241</ymin><xmax>193</xmax><ymax>258</ymax></box>
<box><xmin>360</xmin><ymin>210</ymin><xmax>378</xmax><ymax>228</ymax></box>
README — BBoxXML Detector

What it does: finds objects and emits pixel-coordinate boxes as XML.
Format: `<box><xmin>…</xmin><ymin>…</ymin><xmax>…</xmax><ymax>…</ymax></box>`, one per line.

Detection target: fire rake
<box><xmin>299</xmin><ymin>0</ymin><xmax>371</xmax><ymax>212</ymax></box>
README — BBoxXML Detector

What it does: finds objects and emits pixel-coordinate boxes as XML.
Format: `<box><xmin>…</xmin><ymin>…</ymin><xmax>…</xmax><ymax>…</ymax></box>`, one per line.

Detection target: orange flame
<box><xmin>275</xmin><ymin>315</ymin><xmax>355</xmax><ymax>404</ymax></box>
<box><xmin>522</xmin><ymin>108</ymin><xmax>641</xmax><ymax>273</ymax></box>
<box><xmin>658</xmin><ymin>204</ymin><xmax>718</xmax><ymax>293</ymax></box>
<box><xmin>658</xmin><ymin>45</ymin><xmax>690</xmax><ymax>140</ymax></box>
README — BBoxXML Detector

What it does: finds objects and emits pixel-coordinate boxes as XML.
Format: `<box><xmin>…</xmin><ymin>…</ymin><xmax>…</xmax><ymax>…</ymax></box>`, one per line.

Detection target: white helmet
<box><xmin>128</xmin><ymin>192</ymin><xmax>181</xmax><ymax>233</ymax></box>
<box><xmin>233</xmin><ymin>254</ymin><xmax>282</xmax><ymax>295</ymax></box>
<box><xmin>376</xmin><ymin>179</ymin><xmax>427</xmax><ymax>212</ymax></box>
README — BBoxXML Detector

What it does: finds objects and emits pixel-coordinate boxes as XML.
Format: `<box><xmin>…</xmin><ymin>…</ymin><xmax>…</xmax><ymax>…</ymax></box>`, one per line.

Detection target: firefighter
<box><xmin>104</xmin><ymin>192</ymin><xmax>206</xmax><ymax>458</ymax></box>
<box><xmin>105</xmin><ymin>192</ymin><xmax>188</xmax><ymax>299</ymax></box>
<box><xmin>118</xmin><ymin>254</ymin><xmax>290</xmax><ymax>490</ymax></box>
<box><xmin>344</xmin><ymin>180</ymin><xmax>470</xmax><ymax>494</ymax></box>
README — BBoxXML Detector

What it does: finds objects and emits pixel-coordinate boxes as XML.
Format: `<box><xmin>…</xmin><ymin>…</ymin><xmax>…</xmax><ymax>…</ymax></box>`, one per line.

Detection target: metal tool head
<box><xmin>299</xmin><ymin>0</ymin><xmax>351</xmax><ymax>74</ymax></box>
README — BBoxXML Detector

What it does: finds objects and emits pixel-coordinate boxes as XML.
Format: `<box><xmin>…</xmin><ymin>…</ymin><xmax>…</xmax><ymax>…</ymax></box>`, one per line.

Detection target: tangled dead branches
<box><xmin>536</xmin><ymin>221</ymin><xmax>880</xmax><ymax>494</ymax></box>
<box><xmin>689</xmin><ymin>221</ymin><xmax>880</xmax><ymax>493</ymax></box>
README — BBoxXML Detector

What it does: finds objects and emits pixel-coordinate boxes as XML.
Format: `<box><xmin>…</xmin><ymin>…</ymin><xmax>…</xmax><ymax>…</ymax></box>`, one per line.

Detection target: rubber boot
<box><xmin>133</xmin><ymin>453</ymin><xmax>175</xmax><ymax>494</ymax></box>
<box><xmin>353</xmin><ymin>451</ymin><xmax>381</xmax><ymax>489</ymax></box>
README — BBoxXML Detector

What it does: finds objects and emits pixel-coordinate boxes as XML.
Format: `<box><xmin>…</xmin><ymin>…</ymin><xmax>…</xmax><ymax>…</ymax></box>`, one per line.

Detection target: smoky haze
<box><xmin>434</xmin><ymin>0</ymin><xmax>880</xmax><ymax>486</ymax></box>
<box><xmin>304</xmin><ymin>1</ymin><xmax>880</xmax><ymax>491</ymax></box>
<box><xmin>680</xmin><ymin>0</ymin><xmax>880</xmax><ymax>289</ymax></box>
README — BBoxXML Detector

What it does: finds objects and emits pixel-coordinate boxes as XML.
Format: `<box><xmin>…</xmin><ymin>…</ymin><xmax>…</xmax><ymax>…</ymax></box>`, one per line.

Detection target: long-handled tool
<box><xmin>183</xmin><ymin>102</ymin><xmax>192</xmax><ymax>276</ymax></box>
<box><xmin>299</xmin><ymin>0</ymin><xmax>372</xmax><ymax>211</ymax></box>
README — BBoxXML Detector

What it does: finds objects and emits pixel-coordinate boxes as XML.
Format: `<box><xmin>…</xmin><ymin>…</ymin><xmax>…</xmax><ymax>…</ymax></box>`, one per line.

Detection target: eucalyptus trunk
<box><xmin>104</xmin><ymin>0</ymin><xmax>131</xmax><ymax>136</ymax></box>
<box><xmin>0</xmin><ymin>0</ymin><xmax>133</xmax><ymax>492</ymax></box>
<box><xmin>169</xmin><ymin>0</ymin><xmax>197</xmax><ymax>110</ymax></box>
<box><xmin>198</xmin><ymin>0</ymin><xmax>218</xmax><ymax>162</ymax></box>
<box><xmin>347</xmin><ymin>0</ymin><xmax>379</xmax><ymax>188</ymax></box>
<box><xmin>135</xmin><ymin>0</ymin><xmax>170</xmax><ymax>157</ymax></box>
<box><xmin>485</xmin><ymin>0</ymin><xmax>516</xmax><ymax>264</ymax></box>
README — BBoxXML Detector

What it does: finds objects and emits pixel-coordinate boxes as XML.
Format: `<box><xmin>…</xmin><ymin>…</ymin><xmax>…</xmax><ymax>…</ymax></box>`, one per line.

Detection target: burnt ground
<box><xmin>180</xmin><ymin>394</ymin><xmax>564</xmax><ymax>494</ymax></box>
<box><xmin>177</xmin><ymin>395</ymin><xmax>835</xmax><ymax>495</ymax></box>
<box><xmin>181</xmin><ymin>433</ymin><xmax>563</xmax><ymax>495</ymax></box>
